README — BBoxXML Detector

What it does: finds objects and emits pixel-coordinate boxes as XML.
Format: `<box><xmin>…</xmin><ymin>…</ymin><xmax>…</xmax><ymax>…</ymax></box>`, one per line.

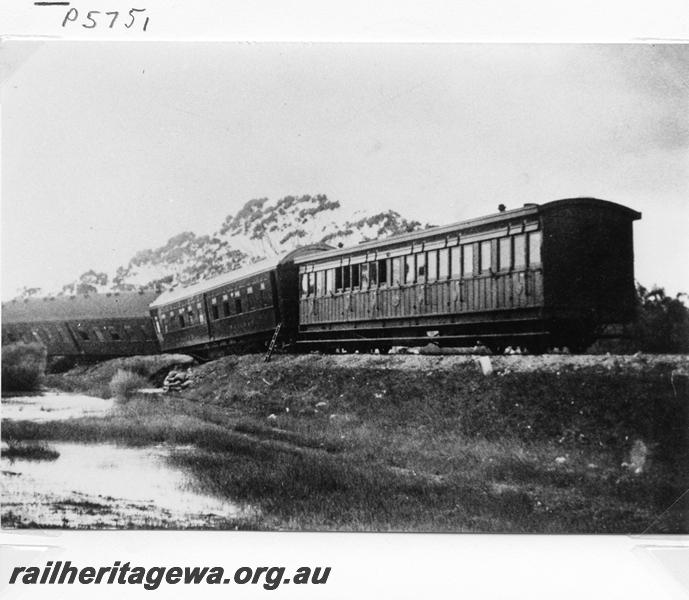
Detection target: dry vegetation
<box><xmin>2</xmin><ymin>342</ymin><xmax>47</xmax><ymax>392</ymax></box>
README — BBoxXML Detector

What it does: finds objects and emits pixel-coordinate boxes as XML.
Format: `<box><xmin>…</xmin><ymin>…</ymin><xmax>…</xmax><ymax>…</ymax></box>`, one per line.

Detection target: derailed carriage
<box><xmin>295</xmin><ymin>198</ymin><xmax>641</xmax><ymax>352</ymax></box>
<box><xmin>1</xmin><ymin>291</ymin><xmax>160</xmax><ymax>358</ymax></box>
<box><xmin>148</xmin><ymin>245</ymin><xmax>331</xmax><ymax>356</ymax></box>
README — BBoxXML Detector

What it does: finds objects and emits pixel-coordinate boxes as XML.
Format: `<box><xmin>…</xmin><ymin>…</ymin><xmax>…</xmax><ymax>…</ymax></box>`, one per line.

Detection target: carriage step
<box><xmin>264</xmin><ymin>322</ymin><xmax>283</xmax><ymax>362</ymax></box>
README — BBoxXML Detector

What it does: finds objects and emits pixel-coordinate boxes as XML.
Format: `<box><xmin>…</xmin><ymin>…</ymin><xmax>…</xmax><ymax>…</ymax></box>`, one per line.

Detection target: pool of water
<box><xmin>2</xmin><ymin>392</ymin><xmax>115</xmax><ymax>421</ymax></box>
<box><xmin>1</xmin><ymin>392</ymin><xmax>255</xmax><ymax>528</ymax></box>
<box><xmin>1</xmin><ymin>441</ymin><xmax>250</xmax><ymax>528</ymax></box>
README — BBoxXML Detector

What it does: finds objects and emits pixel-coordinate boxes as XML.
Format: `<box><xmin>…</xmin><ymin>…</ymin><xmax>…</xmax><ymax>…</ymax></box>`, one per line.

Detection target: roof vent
<box><xmin>523</xmin><ymin>203</ymin><xmax>538</xmax><ymax>208</ymax></box>
<box><xmin>498</xmin><ymin>204</ymin><xmax>506</xmax><ymax>212</ymax></box>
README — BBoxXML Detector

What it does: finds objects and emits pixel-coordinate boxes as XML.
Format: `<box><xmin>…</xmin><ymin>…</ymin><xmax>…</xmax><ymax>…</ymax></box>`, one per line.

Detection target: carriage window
<box><xmin>77</xmin><ymin>330</ymin><xmax>90</xmax><ymax>341</ymax></box>
<box><xmin>223</xmin><ymin>294</ymin><xmax>231</xmax><ymax>317</ymax></box>
<box><xmin>427</xmin><ymin>250</ymin><xmax>438</xmax><ymax>282</ymax></box>
<box><xmin>529</xmin><ymin>231</ymin><xmax>542</xmax><ymax>265</ymax></box>
<box><xmin>93</xmin><ymin>328</ymin><xmax>106</xmax><ymax>342</ymax></box>
<box><xmin>187</xmin><ymin>306</ymin><xmax>195</xmax><ymax>325</ymax></box>
<box><xmin>211</xmin><ymin>298</ymin><xmax>219</xmax><ymax>320</ymax></box>
<box><xmin>343</xmin><ymin>265</ymin><xmax>351</xmax><ymax>290</ymax></box>
<box><xmin>326</xmin><ymin>269</ymin><xmax>335</xmax><ymax>294</ymax></box>
<box><xmin>463</xmin><ymin>244</ymin><xmax>474</xmax><ymax>276</ymax></box>
<box><xmin>351</xmin><ymin>264</ymin><xmax>360</xmax><ymax>288</ymax></box>
<box><xmin>335</xmin><ymin>266</ymin><xmax>343</xmax><ymax>291</ymax></box>
<box><xmin>405</xmin><ymin>255</ymin><xmax>415</xmax><ymax>284</ymax></box>
<box><xmin>140</xmin><ymin>324</ymin><xmax>149</xmax><ymax>338</ymax></box>
<box><xmin>247</xmin><ymin>286</ymin><xmax>253</xmax><ymax>295</ymax></box>
<box><xmin>316</xmin><ymin>271</ymin><xmax>325</xmax><ymax>296</ymax></box>
<box><xmin>124</xmin><ymin>324</ymin><xmax>134</xmax><ymax>340</ymax></box>
<box><xmin>438</xmin><ymin>248</ymin><xmax>449</xmax><ymax>280</ymax></box>
<box><xmin>450</xmin><ymin>246</ymin><xmax>461</xmax><ymax>278</ymax></box>
<box><xmin>196</xmin><ymin>302</ymin><xmax>205</xmax><ymax>323</ymax></box>
<box><xmin>416</xmin><ymin>253</ymin><xmax>426</xmax><ymax>282</ymax></box>
<box><xmin>109</xmin><ymin>328</ymin><xmax>121</xmax><ymax>341</ymax></box>
<box><xmin>392</xmin><ymin>257</ymin><xmax>402</xmax><ymax>285</ymax></box>
<box><xmin>235</xmin><ymin>297</ymin><xmax>243</xmax><ymax>313</ymax></box>
<box><xmin>369</xmin><ymin>262</ymin><xmax>378</xmax><ymax>286</ymax></box>
<box><xmin>499</xmin><ymin>237</ymin><xmax>511</xmax><ymax>271</ymax></box>
<box><xmin>480</xmin><ymin>241</ymin><xmax>492</xmax><ymax>273</ymax></box>
<box><xmin>7</xmin><ymin>332</ymin><xmax>18</xmax><ymax>343</ymax></box>
<box><xmin>301</xmin><ymin>273</ymin><xmax>308</xmax><ymax>296</ymax></box>
<box><xmin>307</xmin><ymin>272</ymin><xmax>316</xmax><ymax>296</ymax></box>
<box><xmin>378</xmin><ymin>259</ymin><xmax>388</xmax><ymax>285</ymax></box>
<box><xmin>513</xmin><ymin>234</ymin><xmax>526</xmax><ymax>268</ymax></box>
<box><xmin>178</xmin><ymin>314</ymin><xmax>185</xmax><ymax>328</ymax></box>
<box><xmin>360</xmin><ymin>264</ymin><xmax>369</xmax><ymax>289</ymax></box>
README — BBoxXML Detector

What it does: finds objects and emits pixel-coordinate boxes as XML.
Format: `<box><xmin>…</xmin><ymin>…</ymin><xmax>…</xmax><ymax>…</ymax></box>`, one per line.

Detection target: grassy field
<box><xmin>3</xmin><ymin>353</ymin><xmax>688</xmax><ymax>532</ymax></box>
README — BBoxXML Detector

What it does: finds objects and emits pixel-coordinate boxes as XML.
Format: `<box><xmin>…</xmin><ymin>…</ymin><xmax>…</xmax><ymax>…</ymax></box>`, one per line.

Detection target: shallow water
<box><xmin>2</xmin><ymin>392</ymin><xmax>115</xmax><ymax>421</ymax></box>
<box><xmin>1</xmin><ymin>441</ymin><xmax>250</xmax><ymax>528</ymax></box>
<box><xmin>1</xmin><ymin>393</ymin><xmax>254</xmax><ymax>528</ymax></box>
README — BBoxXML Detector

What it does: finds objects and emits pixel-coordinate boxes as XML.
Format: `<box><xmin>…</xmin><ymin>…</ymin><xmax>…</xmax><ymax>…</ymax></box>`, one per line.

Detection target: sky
<box><xmin>1</xmin><ymin>42</ymin><xmax>688</xmax><ymax>298</ymax></box>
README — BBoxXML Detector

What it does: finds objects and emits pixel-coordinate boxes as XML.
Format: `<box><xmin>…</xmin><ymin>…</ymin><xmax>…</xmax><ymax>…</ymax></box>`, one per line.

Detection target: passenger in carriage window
<box><xmin>360</xmin><ymin>264</ymin><xmax>369</xmax><ymax>289</ymax></box>
<box><xmin>369</xmin><ymin>262</ymin><xmax>378</xmax><ymax>287</ymax></box>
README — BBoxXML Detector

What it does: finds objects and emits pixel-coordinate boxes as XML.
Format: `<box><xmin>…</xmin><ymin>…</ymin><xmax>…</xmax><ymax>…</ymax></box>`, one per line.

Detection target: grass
<box><xmin>109</xmin><ymin>369</ymin><xmax>149</xmax><ymax>401</ymax></box>
<box><xmin>3</xmin><ymin>440</ymin><xmax>60</xmax><ymax>461</ymax></box>
<box><xmin>3</xmin><ymin>354</ymin><xmax>687</xmax><ymax>532</ymax></box>
<box><xmin>2</xmin><ymin>343</ymin><xmax>47</xmax><ymax>392</ymax></box>
<box><xmin>42</xmin><ymin>353</ymin><xmax>193</xmax><ymax>398</ymax></box>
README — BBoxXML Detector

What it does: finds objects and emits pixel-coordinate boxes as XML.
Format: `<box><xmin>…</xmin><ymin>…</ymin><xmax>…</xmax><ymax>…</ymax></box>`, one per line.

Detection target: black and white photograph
<box><xmin>2</xmin><ymin>41</ymin><xmax>688</xmax><ymax>536</ymax></box>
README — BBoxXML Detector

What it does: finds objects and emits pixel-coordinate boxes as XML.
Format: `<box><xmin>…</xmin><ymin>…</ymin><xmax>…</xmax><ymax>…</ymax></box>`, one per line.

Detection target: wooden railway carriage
<box><xmin>1</xmin><ymin>291</ymin><xmax>160</xmax><ymax>358</ymax></box>
<box><xmin>295</xmin><ymin>198</ymin><xmax>641</xmax><ymax>352</ymax></box>
<box><xmin>149</xmin><ymin>244</ymin><xmax>331</xmax><ymax>355</ymax></box>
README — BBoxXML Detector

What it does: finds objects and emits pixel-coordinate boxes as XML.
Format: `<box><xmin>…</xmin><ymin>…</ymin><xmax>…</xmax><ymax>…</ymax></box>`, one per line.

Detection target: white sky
<box><xmin>1</xmin><ymin>42</ymin><xmax>688</xmax><ymax>298</ymax></box>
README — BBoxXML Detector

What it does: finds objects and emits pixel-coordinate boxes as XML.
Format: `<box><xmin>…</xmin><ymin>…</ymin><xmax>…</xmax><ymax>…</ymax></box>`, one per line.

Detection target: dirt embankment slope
<box><xmin>9</xmin><ymin>351</ymin><xmax>687</xmax><ymax>532</ymax></box>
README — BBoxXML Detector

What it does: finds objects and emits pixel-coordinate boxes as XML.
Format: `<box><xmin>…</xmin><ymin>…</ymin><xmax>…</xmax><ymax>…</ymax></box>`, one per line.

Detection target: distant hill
<box><xmin>24</xmin><ymin>194</ymin><xmax>425</xmax><ymax>298</ymax></box>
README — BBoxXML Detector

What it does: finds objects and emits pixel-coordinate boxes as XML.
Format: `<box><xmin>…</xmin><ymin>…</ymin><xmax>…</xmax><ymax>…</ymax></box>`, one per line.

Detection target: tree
<box><xmin>633</xmin><ymin>284</ymin><xmax>689</xmax><ymax>353</ymax></box>
<box><xmin>15</xmin><ymin>286</ymin><xmax>42</xmax><ymax>299</ymax></box>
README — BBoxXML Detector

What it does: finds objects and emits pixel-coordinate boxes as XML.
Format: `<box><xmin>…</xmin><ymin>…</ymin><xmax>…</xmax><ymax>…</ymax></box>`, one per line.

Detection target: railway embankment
<box><xmin>4</xmin><ymin>352</ymin><xmax>688</xmax><ymax>532</ymax></box>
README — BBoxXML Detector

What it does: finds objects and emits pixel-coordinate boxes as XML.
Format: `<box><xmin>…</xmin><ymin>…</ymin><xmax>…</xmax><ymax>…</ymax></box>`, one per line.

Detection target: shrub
<box><xmin>3</xmin><ymin>441</ymin><xmax>59</xmax><ymax>461</ymax></box>
<box><xmin>1</xmin><ymin>342</ymin><xmax>47</xmax><ymax>392</ymax></box>
<box><xmin>109</xmin><ymin>369</ymin><xmax>148</xmax><ymax>401</ymax></box>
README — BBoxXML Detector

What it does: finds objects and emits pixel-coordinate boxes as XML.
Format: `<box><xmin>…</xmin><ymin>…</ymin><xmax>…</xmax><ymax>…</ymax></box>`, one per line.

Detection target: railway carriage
<box><xmin>149</xmin><ymin>244</ymin><xmax>331</xmax><ymax>356</ymax></box>
<box><xmin>295</xmin><ymin>198</ymin><xmax>641</xmax><ymax>352</ymax></box>
<box><xmin>2</xmin><ymin>199</ymin><xmax>641</xmax><ymax>359</ymax></box>
<box><xmin>1</xmin><ymin>291</ymin><xmax>160</xmax><ymax>358</ymax></box>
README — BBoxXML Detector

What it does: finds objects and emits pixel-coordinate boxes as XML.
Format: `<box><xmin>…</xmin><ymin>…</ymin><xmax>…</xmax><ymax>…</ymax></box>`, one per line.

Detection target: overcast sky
<box><xmin>1</xmin><ymin>42</ymin><xmax>687</xmax><ymax>298</ymax></box>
